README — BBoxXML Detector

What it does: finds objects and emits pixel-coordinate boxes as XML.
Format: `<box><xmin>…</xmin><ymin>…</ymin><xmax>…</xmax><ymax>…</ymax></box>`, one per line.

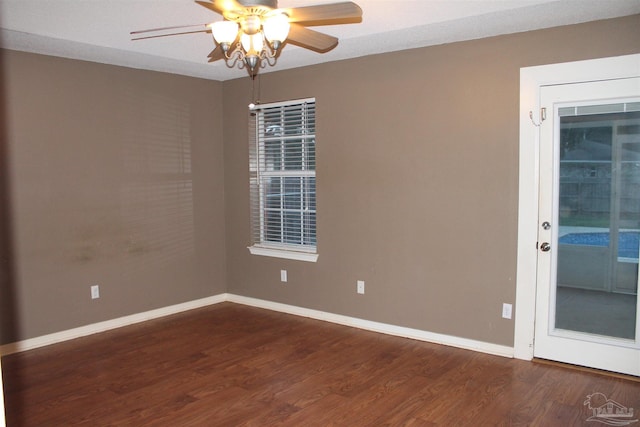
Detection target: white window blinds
<box><xmin>249</xmin><ymin>98</ymin><xmax>317</xmax><ymax>254</ymax></box>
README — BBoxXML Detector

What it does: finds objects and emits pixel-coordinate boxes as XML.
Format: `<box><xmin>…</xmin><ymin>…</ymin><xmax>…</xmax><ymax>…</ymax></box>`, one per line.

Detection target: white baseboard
<box><xmin>227</xmin><ymin>294</ymin><xmax>514</xmax><ymax>358</ymax></box>
<box><xmin>0</xmin><ymin>294</ymin><xmax>229</xmax><ymax>355</ymax></box>
<box><xmin>1</xmin><ymin>293</ymin><xmax>514</xmax><ymax>359</ymax></box>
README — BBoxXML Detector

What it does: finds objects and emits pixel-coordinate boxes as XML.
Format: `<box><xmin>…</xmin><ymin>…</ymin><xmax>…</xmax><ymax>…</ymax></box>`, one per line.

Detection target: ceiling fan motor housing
<box><xmin>241</xmin><ymin>15</ymin><xmax>262</xmax><ymax>35</ymax></box>
<box><xmin>238</xmin><ymin>0</ymin><xmax>278</xmax><ymax>9</ymax></box>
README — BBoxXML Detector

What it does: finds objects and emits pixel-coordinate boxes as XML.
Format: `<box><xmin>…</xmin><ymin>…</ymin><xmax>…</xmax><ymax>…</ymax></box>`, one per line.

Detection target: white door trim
<box><xmin>514</xmin><ymin>54</ymin><xmax>640</xmax><ymax>361</ymax></box>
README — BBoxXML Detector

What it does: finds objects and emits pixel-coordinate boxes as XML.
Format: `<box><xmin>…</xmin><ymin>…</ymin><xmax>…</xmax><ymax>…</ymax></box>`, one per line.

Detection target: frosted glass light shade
<box><xmin>263</xmin><ymin>14</ymin><xmax>290</xmax><ymax>43</ymax></box>
<box><xmin>241</xmin><ymin>33</ymin><xmax>264</xmax><ymax>55</ymax></box>
<box><xmin>211</xmin><ymin>21</ymin><xmax>239</xmax><ymax>44</ymax></box>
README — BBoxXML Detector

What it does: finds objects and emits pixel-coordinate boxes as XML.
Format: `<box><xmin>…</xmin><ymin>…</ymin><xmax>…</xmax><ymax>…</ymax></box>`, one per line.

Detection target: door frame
<box><xmin>514</xmin><ymin>53</ymin><xmax>640</xmax><ymax>361</ymax></box>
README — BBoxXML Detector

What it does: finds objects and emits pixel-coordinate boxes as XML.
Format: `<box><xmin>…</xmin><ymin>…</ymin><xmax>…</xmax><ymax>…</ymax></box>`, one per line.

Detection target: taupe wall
<box><xmin>1</xmin><ymin>15</ymin><xmax>638</xmax><ymax>348</ymax></box>
<box><xmin>0</xmin><ymin>51</ymin><xmax>226</xmax><ymax>343</ymax></box>
<box><xmin>223</xmin><ymin>15</ymin><xmax>640</xmax><ymax>347</ymax></box>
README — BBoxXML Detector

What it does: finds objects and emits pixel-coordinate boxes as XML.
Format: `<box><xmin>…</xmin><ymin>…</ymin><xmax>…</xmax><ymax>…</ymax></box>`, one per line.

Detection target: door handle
<box><xmin>540</xmin><ymin>242</ymin><xmax>551</xmax><ymax>252</ymax></box>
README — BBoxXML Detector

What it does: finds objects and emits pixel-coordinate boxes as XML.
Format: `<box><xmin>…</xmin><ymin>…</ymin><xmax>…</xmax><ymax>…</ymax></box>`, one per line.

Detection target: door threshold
<box><xmin>533</xmin><ymin>358</ymin><xmax>640</xmax><ymax>382</ymax></box>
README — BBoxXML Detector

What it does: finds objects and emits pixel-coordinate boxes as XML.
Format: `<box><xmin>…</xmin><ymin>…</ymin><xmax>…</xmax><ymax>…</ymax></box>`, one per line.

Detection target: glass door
<box><xmin>534</xmin><ymin>77</ymin><xmax>640</xmax><ymax>376</ymax></box>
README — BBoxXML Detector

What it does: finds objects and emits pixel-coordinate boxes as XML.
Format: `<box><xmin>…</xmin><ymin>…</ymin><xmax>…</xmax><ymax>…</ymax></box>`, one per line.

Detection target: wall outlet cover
<box><xmin>502</xmin><ymin>303</ymin><xmax>512</xmax><ymax>319</ymax></box>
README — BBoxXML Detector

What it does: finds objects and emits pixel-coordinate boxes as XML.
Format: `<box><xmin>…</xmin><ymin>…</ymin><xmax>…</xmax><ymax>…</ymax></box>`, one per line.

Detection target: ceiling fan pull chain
<box><xmin>251</xmin><ymin>74</ymin><xmax>261</xmax><ymax>103</ymax></box>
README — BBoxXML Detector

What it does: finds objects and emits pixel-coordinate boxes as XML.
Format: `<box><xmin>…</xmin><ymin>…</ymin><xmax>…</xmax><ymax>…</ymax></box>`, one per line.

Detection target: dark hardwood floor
<box><xmin>2</xmin><ymin>302</ymin><xmax>639</xmax><ymax>426</ymax></box>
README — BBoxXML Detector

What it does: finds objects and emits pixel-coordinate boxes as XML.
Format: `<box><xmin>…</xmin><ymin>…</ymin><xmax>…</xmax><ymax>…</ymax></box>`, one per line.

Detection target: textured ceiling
<box><xmin>0</xmin><ymin>0</ymin><xmax>639</xmax><ymax>81</ymax></box>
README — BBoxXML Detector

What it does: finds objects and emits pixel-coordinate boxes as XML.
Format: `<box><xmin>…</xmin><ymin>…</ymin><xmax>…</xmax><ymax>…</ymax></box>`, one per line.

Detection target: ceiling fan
<box><xmin>131</xmin><ymin>0</ymin><xmax>363</xmax><ymax>78</ymax></box>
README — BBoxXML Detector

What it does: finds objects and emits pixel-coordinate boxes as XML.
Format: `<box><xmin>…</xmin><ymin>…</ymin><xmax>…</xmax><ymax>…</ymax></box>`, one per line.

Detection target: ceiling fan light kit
<box><xmin>209</xmin><ymin>8</ymin><xmax>290</xmax><ymax>76</ymax></box>
<box><xmin>131</xmin><ymin>0</ymin><xmax>362</xmax><ymax>79</ymax></box>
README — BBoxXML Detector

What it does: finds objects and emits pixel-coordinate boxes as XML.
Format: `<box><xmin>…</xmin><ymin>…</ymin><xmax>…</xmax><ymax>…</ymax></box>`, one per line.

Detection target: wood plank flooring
<box><xmin>2</xmin><ymin>302</ymin><xmax>639</xmax><ymax>426</ymax></box>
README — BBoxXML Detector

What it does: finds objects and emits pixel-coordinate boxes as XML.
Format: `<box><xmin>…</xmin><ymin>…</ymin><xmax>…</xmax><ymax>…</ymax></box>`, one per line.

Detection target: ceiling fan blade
<box><xmin>284</xmin><ymin>2</ymin><xmax>362</xmax><ymax>25</ymax></box>
<box><xmin>286</xmin><ymin>24</ymin><xmax>338</xmax><ymax>53</ymax></box>
<box><xmin>132</xmin><ymin>29</ymin><xmax>210</xmax><ymax>41</ymax></box>
<box><xmin>195</xmin><ymin>0</ymin><xmax>242</xmax><ymax>15</ymax></box>
<box><xmin>131</xmin><ymin>23</ymin><xmax>209</xmax><ymax>35</ymax></box>
<box><xmin>208</xmin><ymin>46</ymin><xmax>225</xmax><ymax>62</ymax></box>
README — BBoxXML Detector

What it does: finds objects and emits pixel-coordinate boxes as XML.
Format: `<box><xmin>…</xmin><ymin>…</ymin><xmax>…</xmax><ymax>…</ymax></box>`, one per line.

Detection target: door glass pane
<box><xmin>555</xmin><ymin>110</ymin><xmax>640</xmax><ymax>340</ymax></box>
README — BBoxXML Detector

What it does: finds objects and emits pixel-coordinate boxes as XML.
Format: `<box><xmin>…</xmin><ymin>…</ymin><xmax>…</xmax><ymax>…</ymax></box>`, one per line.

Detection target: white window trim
<box><xmin>248</xmin><ymin>245</ymin><xmax>319</xmax><ymax>262</ymax></box>
<box><xmin>248</xmin><ymin>97</ymin><xmax>318</xmax><ymax>262</ymax></box>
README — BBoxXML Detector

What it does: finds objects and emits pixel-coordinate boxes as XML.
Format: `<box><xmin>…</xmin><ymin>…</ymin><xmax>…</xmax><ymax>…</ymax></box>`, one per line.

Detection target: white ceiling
<box><xmin>0</xmin><ymin>0</ymin><xmax>639</xmax><ymax>81</ymax></box>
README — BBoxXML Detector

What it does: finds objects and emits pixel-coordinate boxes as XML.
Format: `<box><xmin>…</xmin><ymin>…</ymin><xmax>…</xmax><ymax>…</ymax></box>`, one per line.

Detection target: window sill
<box><xmin>248</xmin><ymin>246</ymin><xmax>319</xmax><ymax>263</ymax></box>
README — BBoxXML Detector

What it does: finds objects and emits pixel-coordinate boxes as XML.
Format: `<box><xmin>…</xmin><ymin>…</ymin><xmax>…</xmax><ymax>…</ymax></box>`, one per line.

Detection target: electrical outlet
<box><xmin>280</xmin><ymin>270</ymin><xmax>287</xmax><ymax>283</ymax></box>
<box><xmin>91</xmin><ymin>285</ymin><xmax>100</xmax><ymax>300</ymax></box>
<box><xmin>502</xmin><ymin>303</ymin><xmax>512</xmax><ymax>319</ymax></box>
<box><xmin>357</xmin><ymin>280</ymin><xmax>365</xmax><ymax>295</ymax></box>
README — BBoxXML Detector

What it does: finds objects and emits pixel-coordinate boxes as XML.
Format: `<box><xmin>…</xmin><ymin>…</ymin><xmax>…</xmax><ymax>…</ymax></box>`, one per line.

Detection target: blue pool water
<box><xmin>559</xmin><ymin>231</ymin><xmax>640</xmax><ymax>258</ymax></box>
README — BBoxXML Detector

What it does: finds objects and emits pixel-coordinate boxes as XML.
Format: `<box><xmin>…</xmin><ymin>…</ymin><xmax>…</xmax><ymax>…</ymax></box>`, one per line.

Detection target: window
<box><xmin>248</xmin><ymin>98</ymin><xmax>318</xmax><ymax>262</ymax></box>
